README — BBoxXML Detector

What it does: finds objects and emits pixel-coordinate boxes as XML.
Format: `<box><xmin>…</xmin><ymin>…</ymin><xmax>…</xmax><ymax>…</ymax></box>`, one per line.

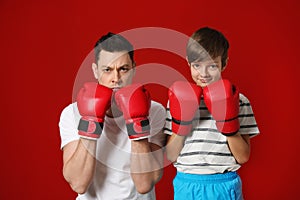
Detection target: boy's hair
<box><xmin>186</xmin><ymin>27</ymin><xmax>229</xmax><ymax>67</ymax></box>
<box><xmin>94</xmin><ymin>32</ymin><xmax>134</xmax><ymax>64</ymax></box>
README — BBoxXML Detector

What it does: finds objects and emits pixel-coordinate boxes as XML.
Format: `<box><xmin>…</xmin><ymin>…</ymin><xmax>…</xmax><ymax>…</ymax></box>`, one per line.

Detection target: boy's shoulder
<box><xmin>239</xmin><ymin>93</ymin><xmax>251</xmax><ymax>105</ymax></box>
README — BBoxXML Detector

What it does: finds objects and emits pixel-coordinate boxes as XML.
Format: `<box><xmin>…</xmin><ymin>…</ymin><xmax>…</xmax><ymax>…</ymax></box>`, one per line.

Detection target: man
<box><xmin>59</xmin><ymin>32</ymin><xmax>166</xmax><ymax>199</ymax></box>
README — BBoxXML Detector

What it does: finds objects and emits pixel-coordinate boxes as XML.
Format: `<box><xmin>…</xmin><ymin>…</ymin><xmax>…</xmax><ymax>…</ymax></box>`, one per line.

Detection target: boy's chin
<box><xmin>197</xmin><ymin>82</ymin><xmax>209</xmax><ymax>88</ymax></box>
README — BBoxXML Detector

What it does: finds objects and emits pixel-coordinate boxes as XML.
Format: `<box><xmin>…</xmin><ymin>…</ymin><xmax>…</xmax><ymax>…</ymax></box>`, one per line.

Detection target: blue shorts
<box><xmin>173</xmin><ymin>171</ymin><xmax>243</xmax><ymax>200</ymax></box>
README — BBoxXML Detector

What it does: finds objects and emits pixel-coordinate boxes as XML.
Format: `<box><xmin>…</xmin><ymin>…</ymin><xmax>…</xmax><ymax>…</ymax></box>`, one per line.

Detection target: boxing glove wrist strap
<box><xmin>218</xmin><ymin>129</ymin><xmax>239</xmax><ymax>137</ymax></box>
<box><xmin>172</xmin><ymin>118</ymin><xmax>193</xmax><ymax>125</ymax></box>
<box><xmin>215</xmin><ymin>116</ymin><xmax>239</xmax><ymax>123</ymax></box>
<box><xmin>126</xmin><ymin>119</ymin><xmax>150</xmax><ymax>139</ymax></box>
<box><xmin>216</xmin><ymin>118</ymin><xmax>240</xmax><ymax>137</ymax></box>
<box><xmin>78</xmin><ymin>118</ymin><xmax>103</xmax><ymax>139</ymax></box>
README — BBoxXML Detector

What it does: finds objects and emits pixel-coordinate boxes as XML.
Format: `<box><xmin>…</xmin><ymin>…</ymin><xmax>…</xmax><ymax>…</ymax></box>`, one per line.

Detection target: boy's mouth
<box><xmin>199</xmin><ymin>78</ymin><xmax>211</xmax><ymax>84</ymax></box>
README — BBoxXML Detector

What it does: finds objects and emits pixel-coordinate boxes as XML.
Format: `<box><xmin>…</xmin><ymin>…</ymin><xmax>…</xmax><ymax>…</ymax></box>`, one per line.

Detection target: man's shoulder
<box><xmin>60</xmin><ymin>102</ymin><xmax>78</xmax><ymax>118</ymax></box>
<box><xmin>150</xmin><ymin>100</ymin><xmax>165</xmax><ymax>110</ymax></box>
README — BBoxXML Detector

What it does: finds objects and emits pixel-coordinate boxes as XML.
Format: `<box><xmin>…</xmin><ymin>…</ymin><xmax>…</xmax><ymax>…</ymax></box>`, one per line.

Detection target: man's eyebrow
<box><xmin>119</xmin><ymin>64</ymin><xmax>131</xmax><ymax>68</ymax></box>
<box><xmin>99</xmin><ymin>65</ymin><xmax>109</xmax><ymax>68</ymax></box>
<box><xmin>99</xmin><ymin>64</ymin><xmax>132</xmax><ymax>68</ymax></box>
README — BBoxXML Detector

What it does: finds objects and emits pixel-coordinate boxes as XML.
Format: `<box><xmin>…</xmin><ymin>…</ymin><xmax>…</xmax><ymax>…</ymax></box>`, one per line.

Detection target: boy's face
<box><xmin>92</xmin><ymin>50</ymin><xmax>135</xmax><ymax>89</ymax></box>
<box><xmin>189</xmin><ymin>56</ymin><xmax>225</xmax><ymax>88</ymax></box>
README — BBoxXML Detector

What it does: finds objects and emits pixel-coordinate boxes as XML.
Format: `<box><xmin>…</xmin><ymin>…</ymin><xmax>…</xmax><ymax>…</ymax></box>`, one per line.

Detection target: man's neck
<box><xmin>106</xmin><ymin>104</ymin><xmax>123</xmax><ymax>118</ymax></box>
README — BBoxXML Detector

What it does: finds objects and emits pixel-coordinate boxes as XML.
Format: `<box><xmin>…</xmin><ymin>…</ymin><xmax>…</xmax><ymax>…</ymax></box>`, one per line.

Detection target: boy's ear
<box><xmin>222</xmin><ymin>57</ymin><xmax>229</xmax><ymax>72</ymax></box>
<box><xmin>92</xmin><ymin>63</ymin><xmax>99</xmax><ymax>79</ymax></box>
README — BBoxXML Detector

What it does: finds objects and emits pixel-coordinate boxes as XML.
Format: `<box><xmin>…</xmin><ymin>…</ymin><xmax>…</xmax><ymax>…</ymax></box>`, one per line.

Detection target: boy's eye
<box><xmin>208</xmin><ymin>64</ymin><xmax>218</xmax><ymax>70</ymax></box>
<box><xmin>191</xmin><ymin>63</ymin><xmax>200</xmax><ymax>69</ymax></box>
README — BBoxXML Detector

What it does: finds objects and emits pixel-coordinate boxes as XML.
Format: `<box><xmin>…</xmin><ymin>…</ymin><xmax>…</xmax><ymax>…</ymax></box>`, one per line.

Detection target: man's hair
<box><xmin>94</xmin><ymin>32</ymin><xmax>134</xmax><ymax>64</ymax></box>
<box><xmin>186</xmin><ymin>27</ymin><xmax>229</xmax><ymax>67</ymax></box>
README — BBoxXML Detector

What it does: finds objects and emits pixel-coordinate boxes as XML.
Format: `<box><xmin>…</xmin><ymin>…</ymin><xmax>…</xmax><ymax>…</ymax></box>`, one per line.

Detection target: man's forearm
<box><xmin>63</xmin><ymin>139</ymin><xmax>97</xmax><ymax>194</ymax></box>
<box><xmin>130</xmin><ymin>139</ymin><xmax>163</xmax><ymax>194</ymax></box>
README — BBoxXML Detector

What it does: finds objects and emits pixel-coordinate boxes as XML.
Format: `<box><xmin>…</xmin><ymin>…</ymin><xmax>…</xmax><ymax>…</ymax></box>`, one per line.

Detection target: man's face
<box><xmin>92</xmin><ymin>50</ymin><xmax>135</xmax><ymax>89</ymax></box>
<box><xmin>189</xmin><ymin>56</ymin><xmax>225</xmax><ymax>88</ymax></box>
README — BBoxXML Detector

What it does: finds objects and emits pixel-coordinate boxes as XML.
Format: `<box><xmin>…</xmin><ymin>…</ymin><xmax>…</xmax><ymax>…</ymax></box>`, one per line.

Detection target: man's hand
<box><xmin>114</xmin><ymin>83</ymin><xmax>151</xmax><ymax>140</ymax></box>
<box><xmin>77</xmin><ymin>82</ymin><xmax>113</xmax><ymax>139</ymax></box>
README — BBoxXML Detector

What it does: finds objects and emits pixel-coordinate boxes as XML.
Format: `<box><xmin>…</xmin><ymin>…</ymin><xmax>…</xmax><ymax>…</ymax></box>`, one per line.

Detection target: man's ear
<box><xmin>132</xmin><ymin>62</ymin><xmax>136</xmax><ymax>76</ymax></box>
<box><xmin>186</xmin><ymin>56</ymin><xmax>191</xmax><ymax>66</ymax></box>
<box><xmin>92</xmin><ymin>63</ymin><xmax>99</xmax><ymax>79</ymax></box>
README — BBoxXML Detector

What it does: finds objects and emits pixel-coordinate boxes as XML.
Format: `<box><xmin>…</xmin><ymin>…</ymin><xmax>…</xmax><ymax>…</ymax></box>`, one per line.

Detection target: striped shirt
<box><xmin>164</xmin><ymin>93</ymin><xmax>259</xmax><ymax>174</ymax></box>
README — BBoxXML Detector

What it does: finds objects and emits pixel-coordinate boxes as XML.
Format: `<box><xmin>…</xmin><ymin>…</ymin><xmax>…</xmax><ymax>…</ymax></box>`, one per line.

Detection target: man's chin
<box><xmin>112</xmin><ymin>87</ymin><xmax>121</xmax><ymax>92</ymax></box>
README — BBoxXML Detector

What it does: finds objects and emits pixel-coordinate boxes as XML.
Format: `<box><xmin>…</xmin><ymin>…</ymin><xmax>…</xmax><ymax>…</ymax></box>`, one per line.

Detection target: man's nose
<box><xmin>112</xmin><ymin>69</ymin><xmax>121</xmax><ymax>83</ymax></box>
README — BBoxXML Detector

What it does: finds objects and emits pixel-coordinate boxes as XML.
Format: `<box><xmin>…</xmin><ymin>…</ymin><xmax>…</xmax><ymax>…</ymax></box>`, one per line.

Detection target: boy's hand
<box><xmin>169</xmin><ymin>81</ymin><xmax>202</xmax><ymax>136</ymax></box>
<box><xmin>203</xmin><ymin>79</ymin><xmax>240</xmax><ymax>136</ymax></box>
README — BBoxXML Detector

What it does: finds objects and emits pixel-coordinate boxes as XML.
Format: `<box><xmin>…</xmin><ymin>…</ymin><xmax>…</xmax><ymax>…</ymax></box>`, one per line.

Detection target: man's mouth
<box><xmin>112</xmin><ymin>87</ymin><xmax>121</xmax><ymax>92</ymax></box>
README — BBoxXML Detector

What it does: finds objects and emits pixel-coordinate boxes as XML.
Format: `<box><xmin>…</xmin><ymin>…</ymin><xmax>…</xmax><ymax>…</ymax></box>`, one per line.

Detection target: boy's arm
<box><xmin>203</xmin><ymin>79</ymin><xmax>254</xmax><ymax>164</ymax></box>
<box><xmin>165</xmin><ymin>81</ymin><xmax>202</xmax><ymax>162</ymax></box>
<box><xmin>227</xmin><ymin>133</ymin><xmax>250</xmax><ymax>164</ymax></box>
<box><xmin>166</xmin><ymin>134</ymin><xmax>185</xmax><ymax>163</ymax></box>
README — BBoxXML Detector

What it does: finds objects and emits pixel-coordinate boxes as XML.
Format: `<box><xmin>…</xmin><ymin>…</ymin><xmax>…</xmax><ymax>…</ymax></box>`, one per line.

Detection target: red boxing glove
<box><xmin>114</xmin><ymin>83</ymin><xmax>151</xmax><ymax>140</ymax></box>
<box><xmin>77</xmin><ymin>82</ymin><xmax>113</xmax><ymax>139</ymax></box>
<box><xmin>203</xmin><ymin>79</ymin><xmax>240</xmax><ymax>136</ymax></box>
<box><xmin>168</xmin><ymin>81</ymin><xmax>202</xmax><ymax>136</ymax></box>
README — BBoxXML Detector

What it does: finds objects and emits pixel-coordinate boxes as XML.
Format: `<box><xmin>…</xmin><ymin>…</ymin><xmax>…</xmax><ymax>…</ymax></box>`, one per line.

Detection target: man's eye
<box><xmin>102</xmin><ymin>68</ymin><xmax>111</xmax><ymax>72</ymax></box>
<box><xmin>120</xmin><ymin>67</ymin><xmax>130</xmax><ymax>72</ymax></box>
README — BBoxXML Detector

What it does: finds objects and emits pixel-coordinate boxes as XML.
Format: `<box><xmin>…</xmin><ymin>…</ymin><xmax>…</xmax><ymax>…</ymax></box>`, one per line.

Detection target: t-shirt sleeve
<box><xmin>163</xmin><ymin>100</ymin><xmax>172</xmax><ymax>136</ymax></box>
<box><xmin>58</xmin><ymin>103</ymin><xmax>80</xmax><ymax>149</ymax></box>
<box><xmin>148</xmin><ymin>101</ymin><xmax>167</xmax><ymax>147</ymax></box>
<box><xmin>238</xmin><ymin>94</ymin><xmax>260</xmax><ymax>138</ymax></box>
<box><xmin>163</xmin><ymin>95</ymin><xmax>260</xmax><ymax>138</ymax></box>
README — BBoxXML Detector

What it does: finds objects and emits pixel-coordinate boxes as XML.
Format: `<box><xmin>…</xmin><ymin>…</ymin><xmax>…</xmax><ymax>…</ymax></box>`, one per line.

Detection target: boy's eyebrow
<box><xmin>192</xmin><ymin>59</ymin><xmax>220</xmax><ymax>64</ymax></box>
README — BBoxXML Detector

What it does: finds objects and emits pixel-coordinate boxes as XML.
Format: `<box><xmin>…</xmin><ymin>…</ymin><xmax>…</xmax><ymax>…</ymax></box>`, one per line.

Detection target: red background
<box><xmin>0</xmin><ymin>0</ymin><xmax>299</xmax><ymax>199</ymax></box>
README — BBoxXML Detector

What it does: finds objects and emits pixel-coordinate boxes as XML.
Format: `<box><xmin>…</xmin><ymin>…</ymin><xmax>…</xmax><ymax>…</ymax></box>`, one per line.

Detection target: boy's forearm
<box><xmin>166</xmin><ymin>134</ymin><xmax>186</xmax><ymax>163</ymax></box>
<box><xmin>227</xmin><ymin>133</ymin><xmax>250</xmax><ymax>164</ymax></box>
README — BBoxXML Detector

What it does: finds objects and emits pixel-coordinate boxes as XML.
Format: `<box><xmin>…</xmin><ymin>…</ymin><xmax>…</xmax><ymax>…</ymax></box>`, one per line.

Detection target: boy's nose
<box><xmin>197</xmin><ymin>66</ymin><xmax>208</xmax><ymax>77</ymax></box>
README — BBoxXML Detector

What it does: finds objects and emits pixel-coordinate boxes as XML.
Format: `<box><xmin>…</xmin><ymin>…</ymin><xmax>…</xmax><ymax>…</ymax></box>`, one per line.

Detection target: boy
<box><xmin>165</xmin><ymin>27</ymin><xmax>259</xmax><ymax>199</ymax></box>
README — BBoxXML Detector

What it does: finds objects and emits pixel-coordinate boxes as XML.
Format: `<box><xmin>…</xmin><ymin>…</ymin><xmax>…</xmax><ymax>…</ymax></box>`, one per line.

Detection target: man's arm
<box><xmin>62</xmin><ymin>139</ymin><xmax>97</xmax><ymax>194</ymax></box>
<box><xmin>130</xmin><ymin>138</ymin><xmax>164</xmax><ymax>194</ymax></box>
<box><xmin>114</xmin><ymin>84</ymin><xmax>166</xmax><ymax>194</ymax></box>
<box><xmin>60</xmin><ymin>83</ymin><xmax>112</xmax><ymax>194</ymax></box>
